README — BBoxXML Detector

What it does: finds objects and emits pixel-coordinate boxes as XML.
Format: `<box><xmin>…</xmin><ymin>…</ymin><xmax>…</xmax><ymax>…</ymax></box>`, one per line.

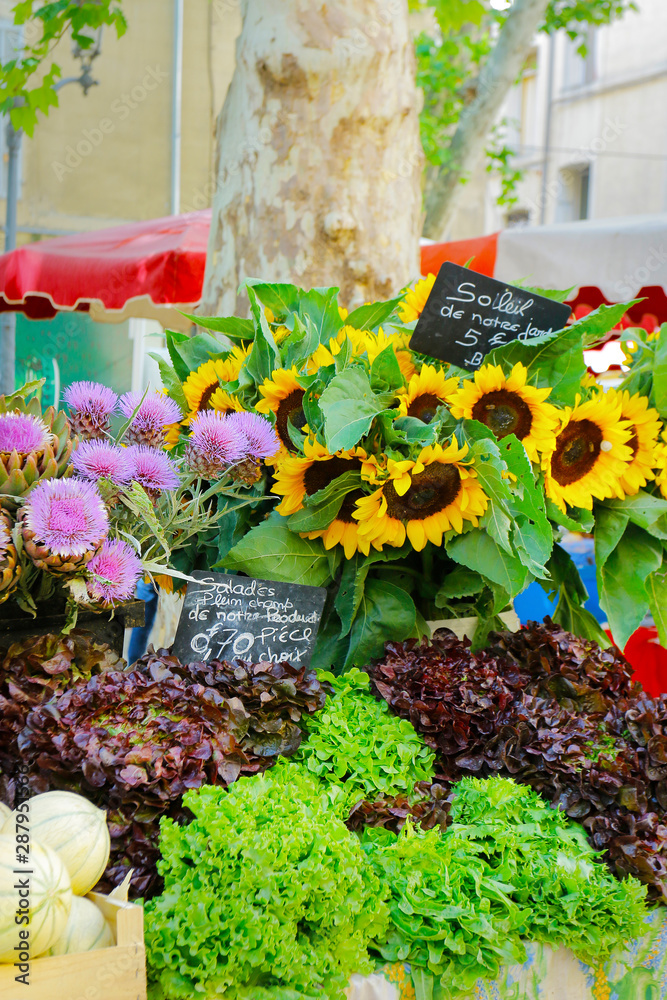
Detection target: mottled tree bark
<box><xmin>201</xmin><ymin>0</ymin><xmax>423</xmax><ymax>316</ymax></box>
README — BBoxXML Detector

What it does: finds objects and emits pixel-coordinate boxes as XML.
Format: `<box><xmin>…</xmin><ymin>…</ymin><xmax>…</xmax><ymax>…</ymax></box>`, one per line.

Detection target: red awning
<box><xmin>2</xmin><ymin>210</ymin><xmax>667</xmax><ymax>331</ymax></box>
<box><xmin>0</xmin><ymin>210</ymin><xmax>210</xmax><ymax>331</ymax></box>
<box><xmin>423</xmin><ymin>215</ymin><xmax>667</xmax><ymax>327</ymax></box>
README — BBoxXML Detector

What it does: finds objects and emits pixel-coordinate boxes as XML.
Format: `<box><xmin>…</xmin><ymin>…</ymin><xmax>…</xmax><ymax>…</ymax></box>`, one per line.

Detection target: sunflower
<box><xmin>397</xmin><ymin>364</ymin><xmax>458</xmax><ymax>422</ymax></box>
<box><xmin>210</xmin><ymin>389</ymin><xmax>245</xmax><ymax>415</ymax></box>
<box><xmin>272</xmin><ymin>440</ymin><xmax>377</xmax><ymax>558</ymax></box>
<box><xmin>397</xmin><ymin>273</ymin><xmax>436</xmax><ymax>323</ymax></box>
<box><xmin>153</xmin><ymin>573</ymin><xmax>187</xmax><ymax>595</ymax></box>
<box><xmin>654</xmin><ymin>436</ymin><xmax>667</xmax><ymax>500</ymax></box>
<box><xmin>449</xmin><ymin>362</ymin><xmax>559</xmax><ymax>462</ymax></box>
<box><xmin>164</xmin><ymin>422</ymin><xmax>181</xmax><ymax>450</ymax></box>
<box><xmin>603</xmin><ymin>388</ymin><xmax>661</xmax><ymax>495</ymax></box>
<box><xmin>542</xmin><ymin>393</ymin><xmax>634</xmax><ymax>512</ymax></box>
<box><xmin>354</xmin><ymin>441</ymin><xmax>488</xmax><ymax>551</ymax></box>
<box><xmin>255</xmin><ymin>367</ymin><xmax>307</xmax><ymax>453</ymax></box>
<box><xmin>366</xmin><ymin>328</ymin><xmax>416</xmax><ymax>381</ymax></box>
<box><xmin>182</xmin><ymin>347</ymin><xmax>249</xmax><ymax>421</ymax></box>
<box><xmin>306</xmin><ymin>339</ymin><xmax>342</xmax><ymax>373</ymax></box>
<box><xmin>274</xmin><ymin>325</ymin><xmax>291</xmax><ymax>345</ymax></box>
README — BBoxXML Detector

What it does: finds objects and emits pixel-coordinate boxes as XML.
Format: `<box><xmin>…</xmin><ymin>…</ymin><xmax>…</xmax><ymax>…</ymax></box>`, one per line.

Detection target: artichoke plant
<box><xmin>0</xmin><ymin>512</ymin><xmax>20</xmax><ymax>604</ymax></box>
<box><xmin>0</xmin><ymin>395</ymin><xmax>75</xmax><ymax>511</ymax></box>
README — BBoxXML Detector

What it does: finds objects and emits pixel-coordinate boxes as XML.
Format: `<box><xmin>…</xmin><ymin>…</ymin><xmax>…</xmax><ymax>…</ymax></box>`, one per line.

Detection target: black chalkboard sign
<box><xmin>410</xmin><ymin>262</ymin><xmax>571</xmax><ymax>370</ymax></box>
<box><xmin>171</xmin><ymin>571</ymin><xmax>327</xmax><ymax>667</ymax></box>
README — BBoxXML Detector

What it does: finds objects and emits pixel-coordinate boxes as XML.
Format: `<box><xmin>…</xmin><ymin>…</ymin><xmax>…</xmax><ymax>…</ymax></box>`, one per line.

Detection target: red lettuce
<box><xmin>0</xmin><ymin>631</ymin><xmax>122</xmax><ymax>804</ymax></box>
<box><xmin>369</xmin><ymin>620</ymin><xmax>667</xmax><ymax>900</ymax></box>
<box><xmin>14</xmin><ymin>648</ymin><xmax>327</xmax><ymax>897</ymax></box>
<box><xmin>346</xmin><ymin>782</ymin><xmax>451</xmax><ymax>835</ymax></box>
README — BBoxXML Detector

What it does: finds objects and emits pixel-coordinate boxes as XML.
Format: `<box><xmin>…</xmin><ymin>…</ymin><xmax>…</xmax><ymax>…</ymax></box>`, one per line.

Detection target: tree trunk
<box><xmin>201</xmin><ymin>0</ymin><xmax>423</xmax><ymax>316</ymax></box>
<box><xmin>423</xmin><ymin>0</ymin><xmax>551</xmax><ymax>240</ymax></box>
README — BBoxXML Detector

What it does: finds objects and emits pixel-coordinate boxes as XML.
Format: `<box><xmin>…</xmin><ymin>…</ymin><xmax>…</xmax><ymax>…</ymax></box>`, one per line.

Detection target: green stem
<box><xmin>421</xmin><ymin>545</ymin><xmax>434</xmax><ymax>586</ymax></box>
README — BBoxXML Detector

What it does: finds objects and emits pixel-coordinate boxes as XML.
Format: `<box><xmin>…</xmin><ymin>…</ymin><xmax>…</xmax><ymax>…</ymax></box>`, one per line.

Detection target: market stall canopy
<box><xmin>3</xmin><ymin>210</ymin><xmax>666</xmax><ymax>333</ymax></box>
<box><xmin>422</xmin><ymin>214</ymin><xmax>667</xmax><ymax>325</ymax></box>
<box><xmin>0</xmin><ymin>210</ymin><xmax>210</xmax><ymax>333</ymax></box>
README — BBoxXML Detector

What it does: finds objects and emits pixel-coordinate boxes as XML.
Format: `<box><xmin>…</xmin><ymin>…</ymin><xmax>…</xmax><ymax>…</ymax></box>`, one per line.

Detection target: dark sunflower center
<box><xmin>551</xmin><ymin>418</ymin><xmax>603</xmax><ymax>486</ymax></box>
<box><xmin>303</xmin><ymin>457</ymin><xmax>362</xmax><ymax>518</ymax></box>
<box><xmin>198</xmin><ymin>382</ymin><xmax>219</xmax><ymax>411</ymax></box>
<box><xmin>471</xmin><ymin>389</ymin><xmax>533</xmax><ymax>440</ymax></box>
<box><xmin>407</xmin><ymin>393</ymin><xmax>441</xmax><ymax>424</ymax></box>
<box><xmin>628</xmin><ymin>428</ymin><xmax>639</xmax><ymax>459</ymax></box>
<box><xmin>384</xmin><ymin>463</ymin><xmax>461</xmax><ymax>521</ymax></box>
<box><xmin>276</xmin><ymin>389</ymin><xmax>306</xmax><ymax>451</ymax></box>
<box><xmin>338</xmin><ymin>489</ymin><xmax>364</xmax><ymax>524</ymax></box>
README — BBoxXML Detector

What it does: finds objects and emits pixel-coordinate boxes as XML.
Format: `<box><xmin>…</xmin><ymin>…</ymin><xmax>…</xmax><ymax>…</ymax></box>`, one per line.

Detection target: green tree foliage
<box><xmin>0</xmin><ymin>1</ymin><xmax>127</xmax><ymax>136</ymax></box>
<box><xmin>412</xmin><ymin>0</ymin><xmax>637</xmax><ymax>211</ymax></box>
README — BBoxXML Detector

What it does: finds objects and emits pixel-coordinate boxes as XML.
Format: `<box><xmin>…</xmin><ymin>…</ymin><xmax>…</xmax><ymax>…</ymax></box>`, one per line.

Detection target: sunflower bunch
<box><xmin>157</xmin><ymin>279</ymin><xmax>667</xmax><ymax>669</ymax></box>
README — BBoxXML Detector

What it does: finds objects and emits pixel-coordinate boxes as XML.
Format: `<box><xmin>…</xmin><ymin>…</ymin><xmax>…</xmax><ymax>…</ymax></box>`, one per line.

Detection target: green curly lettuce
<box><xmin>363</xmin><ymin>777</ymin><xmax>647</xmax><ymax>999</ymax></box>
<box><xmin>144</xmin><ymin>763</ymin><xmax>389</xmax><ymax>1000</ymax></box>
<box><xmin>291</xmin><ymin>667</ymin><xmax>435</xmax><ymax>808</ymax></box>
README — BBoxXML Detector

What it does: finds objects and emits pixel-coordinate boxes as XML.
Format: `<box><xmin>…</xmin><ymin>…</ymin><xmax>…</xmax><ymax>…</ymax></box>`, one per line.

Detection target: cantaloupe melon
<box><xmin>0</xmin><ymin>835</ymin><xmax>72</xmax><ymax>961</ymax></box>
<box><xmin>47</xmin><ymin>895</ymin><xmax>114</xmax><ymax>955</ymax></box>
<box><xmin>5</xmin><ymin>791</ymin><xmax>110</xmax><ymax>895</ymax></box>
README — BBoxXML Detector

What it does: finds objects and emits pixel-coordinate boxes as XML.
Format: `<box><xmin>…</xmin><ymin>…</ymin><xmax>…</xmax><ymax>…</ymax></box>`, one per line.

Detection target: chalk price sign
<box><xmin>410</xmin><ymin>262</ymin><xmax>571</xmax><ymax>371</ymax></box>
<box><xmin>171</xmin><ymin>571</ymin><xmax>327</xmax><ymax>667</ymax></box>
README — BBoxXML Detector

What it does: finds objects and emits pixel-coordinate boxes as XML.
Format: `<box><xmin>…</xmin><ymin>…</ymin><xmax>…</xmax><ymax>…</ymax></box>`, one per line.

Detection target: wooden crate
<box><xmin>0</xmin><ymin>891</ymin><xmax>146</xmax><ymax>1000</ymax></box>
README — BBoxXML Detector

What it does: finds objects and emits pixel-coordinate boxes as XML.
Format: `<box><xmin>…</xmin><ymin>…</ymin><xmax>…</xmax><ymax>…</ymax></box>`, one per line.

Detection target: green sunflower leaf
<box><xmin>599</xmin><ymin>523</ymin><xmax>663</xmax><ymax>649</ymax></box>
<box><xmin>243</xmin><ymin>280</ymin><xmax>303</xmax><ymax>317</ymax></box>
<box><xmin>594</xmin><ymin>506</ymin><xmax>629</xmax><ymax>577</ymax></box>
<box><xmin>468</xmin><ymin>433</ymin><xmax>514</xmax><ymax>555</ymax></box>
<box><xmin>304</xmin><ymin>469</ymin><xmax>362</xmax><ymax>507</ymax></box>
<box><xmin>296</xmin><ymin>287</ymin><xmax>344</xmax><ymax>344</ymax></box>
<box><xmin>650</xmin><ymin>323</ymin><xmax>667</xmax><ymax>417</ymax></box>
<box><xmin>370</xmin><ymin>343</ymin><xmax>405</xmax><ymax>392</ymax></box>
<box><xmin>287</xmin><ymin>466</ymin><xmax>363</xmax><ymax>532</ymax></box>
<box><xmin>542</xmin><ymin>545</ymin><xmax>610</xmax><ymax>647</ymax></box>
<box><xmin>224</xmin><ymin>513</ymin><xmax>334</xmax><ymax>587</ymax></box>
<box><xmin>345</xmin><ymin>295</ymin><xmax>404</xmax><ymax>331</ymax></box>
<box><xmin>518</xmin><ymin>285</ymin><xmax>575</xmax><ymax>303</ymax></box>
<box><xmin>319</xmin><ymin>368</ymin><xmax>393</xmax><ymax>453</ymax></box>
<box><xmin>546</xmin><ymin>498</ymin><xmax>595</xmax><ymax>533</ymax></box>
<box><xmin>601</xmin><ymin>490</ymin><xmax>667</xmax><ymax>539</ymax></box>
<box><xmin>180</xmin><ymin>313</ymin><xmax>254</xmax><ymax>341</ymax></box>
<box><xmin>500</xmin><ymin>436</ymin><xmax>553</xmax><ymax>578</ymax></box>
<box><xmin>574</xmin><ymin>300</ymin><xmax>642</xmax><ymax>347</ymax></box>
<box><xmin>310</xmin><ymin>607</ymin><xmax>350</xmax><ymax>673</ymax></box>
<box><xmin>148</xmin><ymin>354</ymin><xmax>188</xmax><ymax>414</ymax></box>
<box><xmin>647</xmin><ymin>557</ymin><xmax>667</xmax><ymax>647</ymax></box>
<box><xmin>343</xmin><ymin>578</ymin><xmax>416</xmax><ymax>668</ymax></box>
<box><xmin>166</xmin><ymin>329</ymin><xmax>233</xmax><ymax>379</ymax></box>
<box><xmin>335</xmin><ymin>546</ymin><xmax>412</xmax><ymax>638</ymax></box>
<box><xmin>288</xmin><ymin>496</ymin><xmax>345</xmax><ymax>532</ymax></box>
<box><xmin>446</xmin><ymin>529</ymin><xmax>529</xmax><ymax>597</ymax></box>
<box><xmin>245</xmin><ymin>286</ymin><xmax>281</xmax><ymax>384</ymax></box>
<box><xmin>282</xmin><ymin>315</ymin><xmax>320</xmax><ymax>369</ymax></box>
<box><xmin>435</xmin><ymin>566</ymin><xmax>485</xmax><ymax>605</ymax></box>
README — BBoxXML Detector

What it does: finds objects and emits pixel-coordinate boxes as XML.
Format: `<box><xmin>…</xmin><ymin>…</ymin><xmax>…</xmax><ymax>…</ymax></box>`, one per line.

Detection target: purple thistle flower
<box><xmin>63</xmin><ymin>381</ymin><xmax>118</xmax><ymax>439</ymax></box>
<box><xmin>86</xmin><ymin>538</ymin><xmax>143</xmax><ymax>605</ymax></box>
<box><xmin>0</xmin><ymin>413</ymin><xmax>52</xmax><ymax>455</ymax></box>
<box><xmin>119</xmin><ymin>391</ymin><xmax>183</xmax><ymax>447</ymax></box>
<box><xmin>126</xmin><ymin>446</ymin><xmax>180</xmax><ymax>493</ymax></box>
<box><xmin>186</xmin><ymin>411</ymin><xmax>248</xmax><ymax>479</ymax></box>
<box><xmin>227</xmin><ymin>411</ymin><xmax>280</xmax><ymax>459</ymax></box>
<box><xmin>72</xmin><ymin>440</ymin><xmax>134</xmax><ymax>485</ymax></box>
<box><xmin>23</xmin><ymin>478</ymin><xmax>109</xmax><ymax>557</ymax></box>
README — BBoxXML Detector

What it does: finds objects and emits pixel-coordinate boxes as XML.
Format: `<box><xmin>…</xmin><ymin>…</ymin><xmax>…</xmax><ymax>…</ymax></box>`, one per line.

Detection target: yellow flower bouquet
<box><xmin>156</xmin><ymin>278</ymin><xmax>667</xmax><ymax>669</ymax></box>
